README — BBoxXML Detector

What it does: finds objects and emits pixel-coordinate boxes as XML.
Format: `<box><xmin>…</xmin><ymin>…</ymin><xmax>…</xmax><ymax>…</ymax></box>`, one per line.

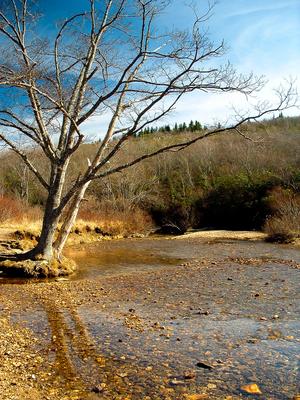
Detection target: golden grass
<box><xmin>0</xmin><ymin>205</ymin><xmax>153</xmax><ymax>249</ymax></box>
<box><xmin>174</xmin><ymin>230</ymin><xmax>266</xmax><ymax>241</ymax></box>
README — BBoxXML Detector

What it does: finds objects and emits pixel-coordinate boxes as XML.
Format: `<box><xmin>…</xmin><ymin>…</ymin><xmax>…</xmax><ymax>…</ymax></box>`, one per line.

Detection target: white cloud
<box><xmin>168</xmin><ymin>77</ymin><xmax>299</xmax><ymax>127</ymax></box>
<box><xmin>81</xmin><ymin>113</ymin><xmax>112</xmax><ymax>141</ymax></box>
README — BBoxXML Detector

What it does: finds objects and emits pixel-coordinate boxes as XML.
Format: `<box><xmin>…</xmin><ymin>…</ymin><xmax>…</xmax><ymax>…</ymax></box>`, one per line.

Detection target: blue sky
<box><xmin>33</xmin><ymin>0</ymin><xmax>300</xmax><ymax>130</ymax></box>
<box><xmin>153</xmin><ymin>0</ymin><xmax>300</xmax><ymax>126</ymax></box>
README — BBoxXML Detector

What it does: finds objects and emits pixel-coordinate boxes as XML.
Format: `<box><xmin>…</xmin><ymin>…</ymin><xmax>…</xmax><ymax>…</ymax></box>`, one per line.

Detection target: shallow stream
<box><xmin>1</xmin><ymin>237</ymin><xmax>300</xmax><ymax>399</ymax></box>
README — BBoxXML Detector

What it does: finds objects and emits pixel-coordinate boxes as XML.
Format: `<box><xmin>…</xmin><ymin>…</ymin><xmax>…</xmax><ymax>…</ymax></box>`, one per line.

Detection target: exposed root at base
<box><xmin>0</xmin><ymin>256</ymin><xmax>77</xmax><ymax>278</ymax></box>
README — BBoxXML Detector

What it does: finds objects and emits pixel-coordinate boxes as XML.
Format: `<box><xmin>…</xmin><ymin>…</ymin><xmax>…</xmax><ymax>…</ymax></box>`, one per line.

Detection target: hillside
<box><xmin>0</xmin><ymin>115</ymin><xmax>299</xmax><ymax>240</ymax></box>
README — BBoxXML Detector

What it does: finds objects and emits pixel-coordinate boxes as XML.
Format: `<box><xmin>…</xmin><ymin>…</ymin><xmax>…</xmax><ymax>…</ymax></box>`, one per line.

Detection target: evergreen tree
<box><xmin>194</xmin><ymin>120</ymin><xmax>202</xmax><ymax>131</ymax></box>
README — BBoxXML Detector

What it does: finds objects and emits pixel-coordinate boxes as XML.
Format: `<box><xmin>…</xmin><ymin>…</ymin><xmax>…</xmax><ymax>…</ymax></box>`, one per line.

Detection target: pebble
<box><xmin>184</xmin><ymin>371</ymin><xmax>196</xmax><ymax>380</ymax></box>
<box><xmin>207</xmin><ymin>383</ymin><xmax>217</xmax><ymax>389</ymax></box>
<box><xmin>170</xmin><ymin>379</ymin><xmax>185</xmax><ymax>386</ymax></box>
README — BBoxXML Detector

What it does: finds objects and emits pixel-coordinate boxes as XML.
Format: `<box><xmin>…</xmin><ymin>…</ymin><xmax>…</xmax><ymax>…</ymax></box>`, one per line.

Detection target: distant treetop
<box><xmin>139</xmin><ymin>120</ymin><xmax>203</xmax><ymax>136</ymax></box>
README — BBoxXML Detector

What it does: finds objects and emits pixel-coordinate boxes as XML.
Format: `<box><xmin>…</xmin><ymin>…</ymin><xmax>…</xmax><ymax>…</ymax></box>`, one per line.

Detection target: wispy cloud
<box><xmin>222</xmin><ymin>0</ymin><xmax>300</xmax><ymax>19</ymax></box>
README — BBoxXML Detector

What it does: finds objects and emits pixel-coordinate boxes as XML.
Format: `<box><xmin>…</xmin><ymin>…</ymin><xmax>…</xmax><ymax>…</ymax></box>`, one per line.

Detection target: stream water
<box><xmin>1</xmin><ymin>237</ymin><xmax>300</xmax><ymax>399</ymax></box>
<box><xmin>66</xmin><ymin>236</ymin><xmax>300</xmax><ymax>279</ymax></box>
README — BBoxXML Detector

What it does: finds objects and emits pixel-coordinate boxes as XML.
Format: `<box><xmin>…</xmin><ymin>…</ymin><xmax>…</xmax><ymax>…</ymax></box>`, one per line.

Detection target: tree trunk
<box><xmin>0</xmin><ymin>166</ymin><xmax>87</xmax><ymax>277</ymax></box>
<box><xmin>54</xmin><ymin>182</ymin><xmax>90</xmax><ymax>258</ymax></box>
<box><xmin>30</xmin><ymin>208</ymin><xmax>60</xmax><ymax>260</ymax></box>
<box><xmin>26</xmin><ymin>165</ymin><xmax>66</xmax><ymax>260</ymax></box>
<box><xmin>8</xmin><ymin>165</ymin><xmax>77</xmax><ymax>275</ymax></box>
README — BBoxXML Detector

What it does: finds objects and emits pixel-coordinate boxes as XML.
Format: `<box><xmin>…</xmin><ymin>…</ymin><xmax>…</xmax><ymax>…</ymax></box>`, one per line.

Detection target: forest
<box><xmin>1</xmin><ymin>115</ymin><xmax>299</xmax><ymax>243</ymax></box>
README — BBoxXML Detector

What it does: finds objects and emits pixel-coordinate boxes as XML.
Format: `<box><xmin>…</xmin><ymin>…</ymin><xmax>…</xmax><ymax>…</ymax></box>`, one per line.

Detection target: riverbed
<box><xmin>0</xmin><ymin>236</ymin><xmax>299</xmax><ymax>399</ymax></box>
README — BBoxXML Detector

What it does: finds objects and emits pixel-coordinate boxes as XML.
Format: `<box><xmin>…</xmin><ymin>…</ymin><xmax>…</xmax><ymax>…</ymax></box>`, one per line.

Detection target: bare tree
<box><xmin>0</xmin><ymin>0</ymin><xmax>296</xmax><ymax>275</ymax></box>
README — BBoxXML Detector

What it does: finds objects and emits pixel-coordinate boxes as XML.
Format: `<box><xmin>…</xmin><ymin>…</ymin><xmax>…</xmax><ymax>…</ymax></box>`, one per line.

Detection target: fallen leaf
<box><xmin>241</xmin><ymin>383</ymin><xmax>262</xmax><ymax>394</ymax></box>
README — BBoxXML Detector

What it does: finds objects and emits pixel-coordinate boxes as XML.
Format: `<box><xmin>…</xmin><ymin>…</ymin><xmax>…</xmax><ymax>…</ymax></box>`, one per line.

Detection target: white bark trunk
<box><xmin>30</xmin><ymin>164</ymin><xmax>69</xmax><ymax>261</ymax></box>
<box><xmin>54</xmin><ymin>182</ymin><xmax>90</xmax><ymax>257</ymax></box>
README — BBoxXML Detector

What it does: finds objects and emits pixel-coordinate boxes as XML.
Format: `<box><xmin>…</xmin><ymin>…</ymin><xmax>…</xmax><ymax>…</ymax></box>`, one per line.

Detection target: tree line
<box><xmin>139</xmin><ymin>120</ymin><xmax>205</xmax><ymax>136</ymax></box>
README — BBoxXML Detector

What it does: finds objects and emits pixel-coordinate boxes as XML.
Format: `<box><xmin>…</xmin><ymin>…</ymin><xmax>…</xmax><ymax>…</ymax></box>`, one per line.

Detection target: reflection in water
<box><xmin>38</xmin><ymin>296</ymin><xmax>182</xmax><ymax>399</ymax></box>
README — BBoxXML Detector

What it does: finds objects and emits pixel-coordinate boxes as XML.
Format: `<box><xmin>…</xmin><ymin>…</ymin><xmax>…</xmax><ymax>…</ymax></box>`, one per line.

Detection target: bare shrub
<box><xmin>0</xmin><ymin>196</ymin><xmax>42</xmax><ymax>224</ymax></box>
<box><xmin>77</xmin><ymin>197</ymin><xmax>154</xmax><ymax>236</ymax></box>
<box><xmin>264</xmin><ymin>187</ymin><xmax>300</xmax><ymax>243</ymax></box>
<box><xmin>0</xmin><ymin>196</ymin><xmax>23</xmax><ymax>222</ymax></box>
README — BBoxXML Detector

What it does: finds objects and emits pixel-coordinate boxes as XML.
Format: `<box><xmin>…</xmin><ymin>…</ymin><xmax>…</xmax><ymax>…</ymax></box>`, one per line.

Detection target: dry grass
<box><xmin>77</xmin><ymin>197</ymin><xmax>154</xmax><ymax>236</ymax></box>
<box><xmin>0</xmin><ymin>196</ymin><xmax>42</xmax><ymax>246</ymax></box>
<box><xmin>0</xmin><ymin>195</ymin><xmax>154</xmax><ymax>249</ymax></box>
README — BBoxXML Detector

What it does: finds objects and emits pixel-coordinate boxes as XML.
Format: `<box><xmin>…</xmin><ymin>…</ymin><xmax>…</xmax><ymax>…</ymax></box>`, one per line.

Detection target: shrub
<box><xmin>193</xmin><ymin>174</ymin><xmax>279</xmax><ymax>230</ymax></box>
<box><xmin>0</xmin><ymin>196</ymin><xmax>42</xmax><ymax>223</ymax></box>
<box><xmin>264</xmin><ymin>187</ymin><xmax>300</xmax><ymax>243</ymax></box>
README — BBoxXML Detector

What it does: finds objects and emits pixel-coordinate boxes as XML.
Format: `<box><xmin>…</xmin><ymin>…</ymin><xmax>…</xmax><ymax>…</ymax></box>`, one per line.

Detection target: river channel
<box><xmin>0</xmin><ymin>236</ymin><xmax>299</xmax><ymax>399</ymax></box>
